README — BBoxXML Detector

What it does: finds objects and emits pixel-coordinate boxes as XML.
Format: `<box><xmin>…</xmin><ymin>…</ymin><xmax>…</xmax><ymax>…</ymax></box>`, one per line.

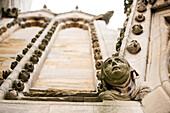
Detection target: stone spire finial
<box><xmin>75</xmin><ymin>5</ymin><xmax>78</xmax><ymax>10</ymax></box>
<box><xmin>43</xmin><ymin>4</ymin><xmax>47</xmax><ymax>9</ymax></box>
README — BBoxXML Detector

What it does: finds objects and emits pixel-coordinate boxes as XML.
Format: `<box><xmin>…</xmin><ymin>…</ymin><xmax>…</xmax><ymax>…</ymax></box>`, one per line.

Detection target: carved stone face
<box><xmin>102</xmin><ymin>57</ymin><xmax>130</xmax><ymax>85</ymax></box>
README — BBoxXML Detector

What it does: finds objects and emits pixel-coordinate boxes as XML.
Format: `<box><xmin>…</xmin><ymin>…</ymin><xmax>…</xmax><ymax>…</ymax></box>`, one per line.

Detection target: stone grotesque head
<box><xmin>102</xmin><ymin>56</ymin><xmax>131</xmax><ymax>86</ymax></box>
<box><xmin>98</xmin><ymin>56</ymin><xmax>150</xmax><ymax>101</ymax></box>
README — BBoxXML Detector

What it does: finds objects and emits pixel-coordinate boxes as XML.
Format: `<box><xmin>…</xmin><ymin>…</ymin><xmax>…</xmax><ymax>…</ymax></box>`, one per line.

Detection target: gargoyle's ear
<box><xmin>130</xmin><ymin>68</ymin><xmax>139</xmax><ymax>81</ymax></box>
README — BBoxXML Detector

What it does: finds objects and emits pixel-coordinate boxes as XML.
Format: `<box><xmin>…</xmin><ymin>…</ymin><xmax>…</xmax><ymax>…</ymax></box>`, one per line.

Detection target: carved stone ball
<box><xmin>34</xmin><ymin>49</ymin><xmax>42</xmax><ymax>57</ymax></box>
<box><xmin>19</xmin><ymin>69</ymin><xmax>30</xmax><ymax>82</ymax></box>
<box><xmin>95</xmin><ymin>61</ymin><xmax>103</xmax><ymax>70</ymax></box>
<box><xmin>22</xmin><ymin>48</ymin><xmax>29</xmax><ymax>55</ymax></box>
<box><xmin>38</xmin><ymin>43</ymin><xmax>46</xmax><ymax>51</ymax></box>
<box><xmin>94</xmin><ymin>52</ymin><xmax>102</xmax><ymax>60</ymax></box>
<box><xmin>16</xmin><ymin>54</ymin><xmax>23</xmax><ymax>62</ymax></box>
<box><xmin>24</xmin><ymin>62</ymin><xmax>34</xmax><ymax>72</ymax></box>
<box><xmin>47</xmin><ymin>31</ymin><xmax>53</xmax><ymax>36</ymax></box>
<box><xmin>137</xmin><ymin>3</ymin><xmax>147</xmax><ymax>12</ymax></box>
<box><xmin>31</xmin><ymin>37</ymin><xmax>37</xmax><ymax>43</ymax></box>
<box><xmin>35</xmin><ymin>34</ymin><xmax>40</xmax><ymax>38</ymax></box>
<box><xmin>12</xmin><ymin>80</ymin><xmax>24</xmax><ymax>91</ymax></box>
<box><xmin>127</xmin><ymin>40</ymin><xmax>141</xmax><ymax>54</ymax></box>
<box><xmin>135</xmin><ymin>14</ymin><xmax>145</xmax><ymax>22</ymax></box>
<box><xmin>2</xmin><ymin>69</ymin><xmax>11</xmax><ymax>79</ymax></box>
<box><xmin>27</xmin><ymin>43</ymin><xmax>33</xmax><ymax>48</ymax></box>
<box><xmin>96</xmin><ymin>71</ymin><xmax>102</xmax><ymax>80</ymax></box>
<box><xmin>93</xmin><ymin>47</ymin><xmax>101</xmax><ymax>54</ymax></box>
<box><xmin>42</xmin><ymin>38</ymin><xmax>49</xmax><ymax>45</ymax></box>
<box><xmin>7</xmin><ymin>23</ymin><xmax>11</xmax><ymax>28</ymax></box>
<box><xmin>92</xmin><ymin>42</ymin><xmax>99</xmax><ymax>48</ymax></box>
<box><xmin>11</xmin><ymin>61</ymin><xmax>18</xmax><ymax>69</ymax></box>
<box><xmin>45</xmin><ymin>35</ymin><xmax>51</xmax><ymax>41</ymax></box>
<box><xmin>30</xmin><ymin>54</ymin><xmax>39</xmax><ymax>64</ymax></box>
<box><xmin>132</xmin><ymin>24</ymin><xmax>143</xmax><ymax>35</ymax></box>
<box><xmin>102</xmin><ymin>56</ymin><xmax>131</xmax><ymax>86</ymax></box>
<box><xmin>5</xmin><ymin>89</ymin><xmax>18</xmax><ymax>100</ymax></box>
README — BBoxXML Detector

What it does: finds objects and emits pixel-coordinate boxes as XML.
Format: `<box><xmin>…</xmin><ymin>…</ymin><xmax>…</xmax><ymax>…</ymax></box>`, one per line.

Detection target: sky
<box><xmin>31</xmin><ymin>0</ymin><xmax>126</xmax><ymax>30</ymax></box>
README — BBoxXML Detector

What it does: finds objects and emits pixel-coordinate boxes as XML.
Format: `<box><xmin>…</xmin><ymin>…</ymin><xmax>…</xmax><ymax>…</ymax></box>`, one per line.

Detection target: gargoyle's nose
<box><xmin>112</xmin><ymin>61</ymin><xmax>117</xmax><ymax>66</ymax></box>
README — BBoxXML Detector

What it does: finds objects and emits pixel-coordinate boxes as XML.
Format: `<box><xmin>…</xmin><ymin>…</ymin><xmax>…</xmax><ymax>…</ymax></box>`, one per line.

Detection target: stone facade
<box><xmin>0</xmin><ymin>0</ymin><xmax>169</xmax><ymax>113</ymax></box>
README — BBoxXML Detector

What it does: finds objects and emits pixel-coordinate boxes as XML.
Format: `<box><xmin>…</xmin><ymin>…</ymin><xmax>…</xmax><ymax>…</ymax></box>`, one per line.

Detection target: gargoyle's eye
<box><xmin>107</xmin><ymin>59</ymin><xmax>112</xmax><ymax>64</ymax></box>
<box><xmin>115</xmin><ymin>58</ymin><xmax>123</xmax><ymax>63</ymax></box>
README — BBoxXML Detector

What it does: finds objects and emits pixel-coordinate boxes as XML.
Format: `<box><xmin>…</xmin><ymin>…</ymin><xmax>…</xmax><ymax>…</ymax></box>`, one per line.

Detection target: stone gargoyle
<box><xmin>98</xmin><ymin>56</ymin><xmax>150</xmax><ymax>101</ymax></box>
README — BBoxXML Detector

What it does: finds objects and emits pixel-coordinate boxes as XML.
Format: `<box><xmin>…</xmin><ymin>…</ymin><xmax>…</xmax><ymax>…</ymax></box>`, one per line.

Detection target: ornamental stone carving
<box><xmin>2</xmin><ymin>8</ymin><xmax>18</xmax><ymax>18</ymax></box>
<box><xmin>2</xmin><ymin>69</ymin><xmax>11</xmax><ymax>79</ymax></box>
<box><xmin>95</xmin><ymin>61</ymin><xmax>103</xmax><ymax>70</ymax></box>
<box><xmin>98</xmin><ymin>56</ymin><xmax>150</xmax><ymax>101</ymax></box>
<box><xmin>34</xmin><ymin>49</ymin><xmax>42</xmax><ymax>57</ymax></box>
<box><xmin>135</xmin><ymin>14</ymin><xmax>145</xmax><ymax>22</ymax></box>
<box><xmin>30</xmin><ymin>54</ymin><xmax>39</xmax><ymax>64</ymax></box>
<box><xmin>19</xmin><ymin>70</ymin><xmax>30</xmax><ymax>82</ymax></box>
<box><xmin>24</xmin><ymin>62</ymin><xmax>34</xmax><ymax>72</ymax></box>
<box><xmin>16</xmin><ymin>54</ymin><xmax>23</xmax><ymax>62</ymax></box>
<box><xmin>22</xmin><ymin>48</ymin><xmax>29</xmax><ymax>55</ymax></box>
<box><xmin>132</xmin><ymin>24</ymin><xmax>143</xmax><ymax>35</ymax></box>
<box><xmin>127</xmin><ymin>40</ymin><xmax>141</xmax><ymax>54</ymax></box>
<box><xmin>137</xmin><ymin>3</ymin><xmax>147</xmax><ymax>12</ymax></box>
<box><xmin>5</xmin><ymin>89</ymin><xmax>18</xmax><ymax>100</ymax></box>
<box><xmin>11</xmin><ymin>61</ymin><xmax>18</xmax><ymax>69</ymax></box>
<box><xmin>94</xmin><ymin>52</ymin><xmax>102</xmax><ymax>60</ymax></box>
<box><xmin>12</xmin><ymin>80</ymin><xmax>24</xmax><ymax>91</ymax></box>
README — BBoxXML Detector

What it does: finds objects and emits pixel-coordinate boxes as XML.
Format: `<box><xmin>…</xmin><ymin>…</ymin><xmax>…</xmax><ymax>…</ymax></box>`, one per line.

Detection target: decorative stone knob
<box><xmin>137</xmin><ymin>3</ymin><xmax>147</xmax><ymax>12</ymax></box>
<box><xmin>7</xmin><ymin>23</ymin><xmax>11</xmax><ymax>28</ymax></box>
<box><xmin>135</xmin><ymin>14</ymin><xmax>145</xmax><ymax>22</ymax></box>
<box><xmin>11</xmin><ymin>61</ymin><xmax>18</xmax><ymax>69</ymax></box>
<box><xmin>12</xmin><ymin>80</ymin><xmax>24</xmax><ymax>91</ymax></box>
<box><xmin>94</xmin><ymin>52</ymin><xmax>102</xmax><ymax>60</ymax></box>
<box><xmin>47</xmin><ymin>31</ymin><xmax>53</xmax><ymax>36</ymax></box>
<box><xmin>132</xmin><ymin>24</ymin><xmax>143</xmax><ymax>35</ymax></box>
<box><xmin>34</xmin><ymin>49</ymin><xmax>42</xmax><ymax>57</ymax></box>
<box><xmin>45</xmin><ymin>35</ymin><xmax>51</xmax><ymax>41</ymax></box>
<box><xmin>38</xmin><ymin>30</ymin><xmax>43</xmax><ymax>34</ymax></box>
<box><xmin>16</xmin><ymin>54</ymin><xmax>23</xmax><ymax>62</ymax></box>
<box><xmin>27</xmin><ymin>43</ymin><xmax>33</xmax><ymax>48</ymax></box>
<box><xmin>5</xmin><ymin>89</ymin><xmax>18</xmax><ymax>100</ymax></box>
<box><xmin>2</xmin><ymin>69</ymin><xmax>11</xmax><ymax>79</ymax></box>
<box><xmin>92</xmin><ymin>42</ymin><xmax>99</xmax><ymax>48</ymax></box>
<box><xmin>96</xmin><ymin>71</ymin><xmax>101</xmax><ymax>80</ymax></box>
<box><xmin>35</xmin><ymin>34</ymin><xmax>40</xmax><ymax>38</ymax></box>
<box><xmin>93</xmin><ymin>48</ymin><xmax>101</xmax><ymax>54</ymax></box>
<box><xmin>38</xmin><ymin>43</ymin><xmax>46</xmax><ymax>51</ymax></box>
<box><xmin>24</xmin><ymin>62</ymin><xmax>34</xmax><ymax>72</ymax></box>
<box><xmin>126</xmin><ymin>40</ymin><xmax>141</xmax><ymax>54</ymax></box>
<box><xmin>22</xmin><ymin>48</ymin><xmax>29</xmax><ymax>55</ymax></box>
<box><xmin>19</xmin><ymin>69</ymin><xmax>30</xmax><ymax>82</ymax></box>
<box><xmin>30</xmin><ymin>54</ymin><xmax>39</xmax><ymax>64</ymax></box>
<box><xmin>31</xmin><ymin>37</ymin><xmax>37</xmax><ymax>43</ymax></box>
<box><xmin>95</xmin><ymin>61</ymin><xmax>103</xmax><ymax>70</ymax></box>
<box><xmin>42</xmin><ymin>38</ymin><xmax>49</xmax><ymax>45</ymax></box>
